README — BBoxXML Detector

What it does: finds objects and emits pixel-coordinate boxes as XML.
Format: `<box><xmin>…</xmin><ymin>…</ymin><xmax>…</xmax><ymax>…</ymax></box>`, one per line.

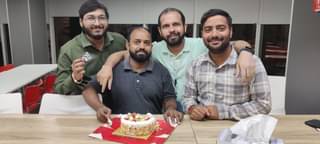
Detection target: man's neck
<box><xmin>86</xmin><ymin>35</ymin><xmax>104</xmax><ymax>51</ymax></box>
<box><xmin>209</xmin><ymin>46</ymin><xmax>232</xmax><ymax>66</ymax></box>
<box><xmin>167</xmin><ymin>39</ymin><xmax>185</xmax><ymax>55</ymax></box>
<box><xmin>129</xmin><ymin>58</ymin><xmax>149</xmax><ymax>73</ymax></box>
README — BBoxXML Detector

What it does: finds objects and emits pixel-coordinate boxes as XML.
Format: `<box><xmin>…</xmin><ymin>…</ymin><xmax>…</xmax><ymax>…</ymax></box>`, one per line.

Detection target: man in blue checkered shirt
<box><xmin>182</xmin><ymin>9</ymin><xmax>271</xmax><ymax>121</ymax></box>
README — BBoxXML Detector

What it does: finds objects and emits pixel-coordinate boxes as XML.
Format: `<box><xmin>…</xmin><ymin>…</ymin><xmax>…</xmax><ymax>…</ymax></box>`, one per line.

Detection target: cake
<box><xmin>118</xmin><ymin>113</ymin><xmax>158</xmax><ymax>137</ymax></box>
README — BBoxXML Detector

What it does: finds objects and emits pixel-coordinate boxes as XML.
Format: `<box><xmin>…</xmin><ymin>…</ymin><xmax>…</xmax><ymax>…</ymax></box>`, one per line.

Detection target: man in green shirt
<box><xmin>54</xmin><ymin>0</ymin><xmax>126</xmax><ymax>94</ymax></box>
<box><xmin>96</xmin><ymin>8</ymin><xmax>255</xmax><ymax>112</ymax></box>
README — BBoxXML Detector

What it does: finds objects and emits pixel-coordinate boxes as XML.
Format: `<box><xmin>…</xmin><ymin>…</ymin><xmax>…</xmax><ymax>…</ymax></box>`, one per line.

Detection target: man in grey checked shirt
<box><xmin>182</xmin><ymin>9</ymin><xmax>271</xmax><ymax>121</ymax></box>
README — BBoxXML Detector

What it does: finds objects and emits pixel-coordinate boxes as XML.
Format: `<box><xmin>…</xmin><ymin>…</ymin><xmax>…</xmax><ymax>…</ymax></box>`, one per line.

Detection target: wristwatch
<box><xmin>239</xmin><ymin>47</ymin><xmax>254</xmax><ymax>54</ymax></box>
<box><xmin>71</xmin><ymin>73</ymin><xmax>83</xmax><ymax>84</ymax></box>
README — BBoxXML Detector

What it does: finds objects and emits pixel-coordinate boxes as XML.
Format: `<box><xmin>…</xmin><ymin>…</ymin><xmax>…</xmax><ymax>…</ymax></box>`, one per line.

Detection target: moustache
<box><xmin>91</xmin><ymin>25</ymin><xmax>104</xmax><ymax>29</ymax></box>
<box><xmin>136</xmin><ymin>49</ymin><xmax>147</xmax><ymax>54</ymax></box>
<box><xmin>168</xmin><ymin>32</ymin><xmax>180</xmax><ymax>37</ymax></box>
<box><xmin>207</xmin><ymin>36</ymin><xmax>223</xmax><ymax>42</ymax></box>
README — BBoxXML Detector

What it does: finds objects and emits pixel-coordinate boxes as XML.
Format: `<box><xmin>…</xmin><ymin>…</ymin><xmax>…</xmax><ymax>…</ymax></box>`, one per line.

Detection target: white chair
<box><xmin>39</xmin><ymin>93</ymin><xmax>101</xmax><ymax>115</ymax></box>
<box><xmin>0</xmin><ymin>93</ymin><xmax>23</xmax><ymax>114</ymax></box>
<box><xmin>269</xmin><ymin>76</ymin><xmax>286</xmax><ymax>115</ymax></box>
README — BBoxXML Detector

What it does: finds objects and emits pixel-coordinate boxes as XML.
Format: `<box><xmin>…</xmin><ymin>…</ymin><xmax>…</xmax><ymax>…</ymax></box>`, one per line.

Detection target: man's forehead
<box><xmin>130</xmin><ymin>29</ymin><xmax>151</xmax><ymax>40</ymax></box>
<box><xmin>84</xmin><ymin>9</ymin><xmax>106</xmax><ymax>16</ymax></box>
<box><xmin>203</xmin><ymin>15</ymin><xmax>228</xmax><ymax>26</ymax></box>
<box><xmin>160</xmin><ymin>11</ymin><xmax>183</xmax><ymax>24</ymax></box>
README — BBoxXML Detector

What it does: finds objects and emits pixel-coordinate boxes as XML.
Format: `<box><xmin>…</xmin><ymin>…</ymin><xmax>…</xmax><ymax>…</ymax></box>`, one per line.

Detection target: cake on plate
<box><xmin>118</xmin><ymin>113</ymin><xmax>158</xmax><ymax>137</ymax></box>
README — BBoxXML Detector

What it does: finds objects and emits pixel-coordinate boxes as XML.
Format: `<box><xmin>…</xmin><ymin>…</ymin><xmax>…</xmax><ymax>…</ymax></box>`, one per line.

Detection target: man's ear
<box><xmin>184</xmin><ymin>24</ymin><xmax>187</xmax><ymax>33</ymax></box>
<box><xmin>158</xmin><ymin>26</ymin><xmax>162</xmax><ymax>36</ymax></box>
<box><xmin>230</xmin><ymin>27</ymin><xmax>233</xmax><ymax>39</ymax></box>
<box><xmin>125</xmin><ymin>40</ymin><xmax>129</xmax><ymax>50</ymax></box>
<box><xmin>79</xmin><ymin>18</ymin><xmax>83</xmax><ymax>28</ymax></box>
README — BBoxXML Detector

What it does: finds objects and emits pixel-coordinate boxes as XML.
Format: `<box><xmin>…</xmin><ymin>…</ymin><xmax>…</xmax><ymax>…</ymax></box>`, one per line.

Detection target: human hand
<box><xmin>71</xmin><ymin>58</ymin><xmax>85</xmax><ymax>82</ymax></box>
<box><xmin>164</xmin><ymin>109</ymin><xmax>184</xmax><ymax>125</ymax></box>
<box><xmin>189</xmin><ymin>105</ymin><xmax>209</xmax><ymax>121</ymax></box>
<box><xmin>205</xmin><ymin>105</ymin><xmax>219</xmax><ymax>120</ymax></box>
<box><xmin>236</xmin><ymin>51</ymin><xmax>256</xmax><ymax>83</ymax></box>
<box><xmin>96</xmin><ymin>65</ymin><xmax>113</xmax><ymax>93</ymax></box>
<box><xmin>96</xmin><ymin>105</ymin><xmax>112</xmax><ymax>123</ymax></box>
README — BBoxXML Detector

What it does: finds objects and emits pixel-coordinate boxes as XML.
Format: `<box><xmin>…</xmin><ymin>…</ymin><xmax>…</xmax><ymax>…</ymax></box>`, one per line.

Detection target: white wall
<box><xmin>0</xmin><ymin>0</ymin><xmax>7</xmax><ymax>24</ymax></box>
<box><xmin>260</xmin><ymin>0</ymin><xmax>292</xmax><ymax>24</ymax></box>
<box><xmin>285</xmin><ymin>0</ymin><xmax>320</xmax><ymax>114</ymax></box>
<box><xmin>45</xmin><ymin>0</ymin><xmax>292</xmax><ymax>24</ymax></box>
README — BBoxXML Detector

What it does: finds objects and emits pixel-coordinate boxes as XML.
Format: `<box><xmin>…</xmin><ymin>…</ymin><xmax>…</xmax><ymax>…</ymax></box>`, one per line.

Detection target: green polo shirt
<box><xmin>152</xmin><ymin>37</ymin><xmax>208</xmax><ymax>102</ymax></box>
<box><xmin>54</xmin><ymin>32</ymin><xmax>126</xmax><ymax>94</ymax></box>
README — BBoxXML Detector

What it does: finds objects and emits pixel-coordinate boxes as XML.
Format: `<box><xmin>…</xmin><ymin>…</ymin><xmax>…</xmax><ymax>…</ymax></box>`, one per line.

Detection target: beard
<box><xmin>164</xmin><ymin>32</ymin><xmax>184</xmax><ymax>47</ymax></box>
<box><xmin>204</xmin><ymin>36</ymin><xmax>230</xmax><ymax>54</ymax></box>
<box><xmin>82</xmin><ymin>25</ymin><xmax>107</xmax><ymax>40</ymax></box>
<box><xmin>129</xmin><ymin>49</ymin><xmax>151</xmax><ymax>63</ymax></box>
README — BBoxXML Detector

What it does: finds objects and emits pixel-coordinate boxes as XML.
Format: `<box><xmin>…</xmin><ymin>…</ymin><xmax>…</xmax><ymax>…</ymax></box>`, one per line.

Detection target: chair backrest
<box><xmin>39</xmin><ymin>93</ymin><xmax>100</xmax><ymax>115</ymax></box>
<box><xmin>269</xmin><ymin>76</ymin><xmax>286</xmax><ymax>115</ymax></box>
<box><xmin>23</xmin><ymin>80</ymin><xmax>44</xmax><ymax>113</ymax></box>
<box><xmin>0</xmin><ymin>64</ymin><xmax>15</xmax><ymax>72</ymax></box>
<box><xmin>43</xmin><ymin>73</ymin><xmax>56</xmax><ymax>93</ymax></box>
<box><xmin>0</xmin><ymin>93</ymin><xmax>23</xmax><ymax>114</ymax></box>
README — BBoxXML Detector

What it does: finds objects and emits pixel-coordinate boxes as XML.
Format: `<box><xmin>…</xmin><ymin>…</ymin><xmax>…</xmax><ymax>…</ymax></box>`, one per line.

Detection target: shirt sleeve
<box><xmin>54</xmin><ymin>51</ymin><xmax>83</xmax><ymax>94</ymax></box>
<box><xmin>182</xmin><ymin>62</ymin><xmax>199</xmax><ymax>113</ymax></box>
<box><xmin>88</xmin><ymin>77</ymin><xmax>102</xmax><ymax>93</ymax></box>
<box><xmin>162</xmin><ymin>65</ymin><xmax>176</xmax><ymax>99</ymax></box>
<box><xmin>216</xmin><ymin>57</ymin><xmax>271</xmax><ymax>120</ymax></box>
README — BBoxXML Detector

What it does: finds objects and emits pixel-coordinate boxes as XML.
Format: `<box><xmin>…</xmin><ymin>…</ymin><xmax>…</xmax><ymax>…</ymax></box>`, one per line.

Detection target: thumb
<box><xmin>101</xmin><ymin>82</ymin><xmax>106</xmax><ymax>93</ymax></box>
<box><xmin>108</xmin><ymin>78</ymin><xmax>113</xmax><ymax>90</ymax></box>
<box><xmin>235</xmin><ymin>62</ymin><xmax>240</xmax><ymax>78</ymax></box>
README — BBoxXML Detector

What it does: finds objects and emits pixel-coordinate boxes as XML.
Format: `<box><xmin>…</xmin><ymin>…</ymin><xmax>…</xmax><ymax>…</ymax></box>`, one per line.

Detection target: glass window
<box><xmin>54</xmin><ymin>17</ymin><xmax>81</xmax><ymax>58</ymax></box>
<box><xmin>147</xmin><ymin>24</ymin><xmax>194</xmax><ymax>42</ymax></box>
<box><xmin>108</xmin><ymin>24</ymin><xmax>142</xmax><ymax>39</ymax></box>
<box><xmin>53</xmin><ymin>17</ymin><xmax>141</xmax><ymax>59</ymax></box>
<box><xmin>260</xmin><ymin>24</ymin><xmax>289</xmax><ymax>76</ymax></box>
<box><xmin>1</xmin><ymin>24</ymin><xmax>12</xmax><ymax>64</ymax></box>
<box><xmin>197</xmin><ymin>24</ymin><xmax>256</xmax><ymax>46</ymax></box>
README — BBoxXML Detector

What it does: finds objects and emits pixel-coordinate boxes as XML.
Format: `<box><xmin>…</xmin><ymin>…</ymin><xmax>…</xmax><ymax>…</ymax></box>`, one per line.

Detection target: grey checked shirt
<box><xmin>182</xmin><ymin>48</ymin><xmax>271</xmax><ymax>120</ymax></box>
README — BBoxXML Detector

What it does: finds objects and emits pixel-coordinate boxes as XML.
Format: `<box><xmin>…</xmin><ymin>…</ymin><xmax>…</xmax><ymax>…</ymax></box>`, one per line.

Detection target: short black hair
<box><xmin>127</xmin><ymin>26</ymin><xmax>152</xmax><ymax>42</ymax></box>
<box><xmin>78</xmin><ymin>0</ymin><xmax>109</xmax><ymax>19</ymax></box>
<box><xmin>158</xmin><ymin>8</ymin><xmax>186</xmax><ymax>26</ymax></box>
<box><xmin>200</xmin><ymin>9</ymin><xmax>232</xmax><ymax>30</ymax></box>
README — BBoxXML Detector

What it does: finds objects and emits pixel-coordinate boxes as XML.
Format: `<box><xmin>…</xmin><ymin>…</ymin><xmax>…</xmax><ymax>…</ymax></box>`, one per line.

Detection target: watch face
<box><xmin>82</xmin><ymin>52</ymin><xmax>92</xmax><ymax>63</ymax></box>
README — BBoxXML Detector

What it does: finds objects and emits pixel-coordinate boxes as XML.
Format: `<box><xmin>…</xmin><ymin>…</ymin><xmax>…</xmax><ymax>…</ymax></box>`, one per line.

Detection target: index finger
<box><xmin>100</xmin><ymin>80</ymin><xmax>107</xmax><ymax>93</ymax></box>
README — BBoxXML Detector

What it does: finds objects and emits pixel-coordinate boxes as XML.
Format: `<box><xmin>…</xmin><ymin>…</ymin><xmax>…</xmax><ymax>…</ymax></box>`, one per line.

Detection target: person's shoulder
<box><xmin>152</xmin><ymin>40</ymin><xmax>167</xmax><ymax>55</ymax></box>
<box><xmin>109</xmin><ymin>32</ymin><xmax>126</xmax><ymax>41</ymax></box>
<box><xmin>190</xmin><ymin>53</ymin><xmax>207</xmax><ymax>66</ymax></box>
<box><xmin>185</xmin><ymin>37</ymin><xmax>202</xmax><ymax>43</ymax></box>
<box><xmin>152</xmin><ymin>40</ymin><xmax>167</xmax><ymax>48</ymax></box>
<box><xmin>152</xmin><ymin>59</ymin><xmax>168</xmax><ymax>71</ymax></box>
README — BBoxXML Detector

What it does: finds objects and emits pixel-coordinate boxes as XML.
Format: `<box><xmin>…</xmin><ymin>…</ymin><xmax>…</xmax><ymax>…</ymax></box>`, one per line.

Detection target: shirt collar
<box><xmin>202</xmin><ymin>45</ymin><xmax>238</xmax><ymax>67</ymax></box>
<box><xmin>79</xmin><ymin>32</ymin><xmax>114</xmax><ymax>49</ymax></box>
<box><xmin>161</xmin><ymin>37</ymin><xmax>191</xmax><ymax>55</ymax></box>
<box><xmin>123</xmin><ymin>57</ymin><xmax>154</xmax><ymax>73</ymax></box>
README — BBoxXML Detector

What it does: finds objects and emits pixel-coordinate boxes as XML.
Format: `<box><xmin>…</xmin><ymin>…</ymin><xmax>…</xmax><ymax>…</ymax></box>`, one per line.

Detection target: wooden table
<box><xmin>0</xmin><ymin>64</ymin><xmax>57</xmax><ymax>94</ymax></box>
<box><xmin>0</xmin><ymin>114</ymin><xmax>194</xmax><ymax>144</ymax></box>
<box><xmin>191</xmin><ymin>115</ymin><xmax>320</xmax><ymax>144</ymax></box>
<box><xmin>0</xmin><ymin>114</ymin><xmax>319</xmax><ymax>143</ymax></box>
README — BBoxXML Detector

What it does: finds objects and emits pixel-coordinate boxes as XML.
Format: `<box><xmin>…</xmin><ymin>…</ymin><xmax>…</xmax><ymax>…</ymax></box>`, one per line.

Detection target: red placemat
<box><xmin>89</xmin><ymin>117</ymin><xmax>175</xmax><ymax>144</ymax></box>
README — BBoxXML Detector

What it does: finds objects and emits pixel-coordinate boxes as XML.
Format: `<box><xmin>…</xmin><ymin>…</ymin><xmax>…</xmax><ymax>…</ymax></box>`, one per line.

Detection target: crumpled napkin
<box><xmin>217</xmin><ymin>114</ymin><xmax>283</xmax><ymax>144</ymax></box>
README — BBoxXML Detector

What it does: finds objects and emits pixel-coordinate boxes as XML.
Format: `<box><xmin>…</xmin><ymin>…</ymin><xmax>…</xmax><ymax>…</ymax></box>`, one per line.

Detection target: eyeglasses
<box><xmin>84</xmin><ymin>16</ymin><xmax>107</xmax><ymax>23</ymax></box>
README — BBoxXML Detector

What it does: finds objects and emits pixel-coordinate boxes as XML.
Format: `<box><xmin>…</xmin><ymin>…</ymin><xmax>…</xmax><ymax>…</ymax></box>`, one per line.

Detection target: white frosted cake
<box><xmin>118</xmin><ymin>113</ymin><xmax>158</xmax><ymax>137</ymax></box>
